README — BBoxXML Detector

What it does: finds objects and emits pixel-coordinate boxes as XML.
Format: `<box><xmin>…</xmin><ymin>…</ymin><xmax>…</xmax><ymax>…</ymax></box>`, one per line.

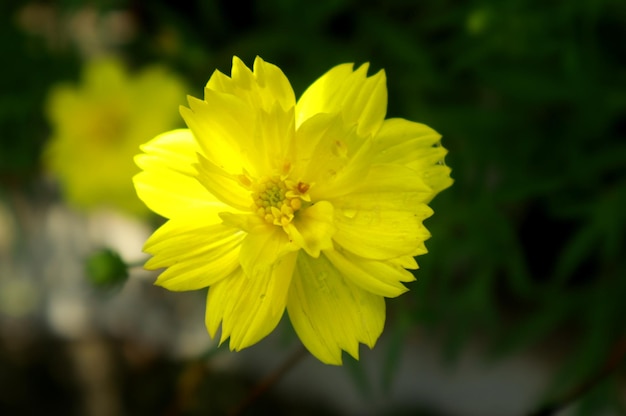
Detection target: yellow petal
<box><xmin>45</xmin><ymin>85</ymin><xmax>82</xmax><ymax>134</ymax></box>
<box><xmin>147</xmin><ymin>221</ymin><xmax>245</xmax><ymax>291</ymax></box>
<box><xmin>286</xmin><ymin>201</ymin><xmax>335</xmax><ymax>257</ymax></box>
<box><xmin>250</xmin><ymin>102</ymin><xmax>296</xmax><ymax>176</ymax></box>
<box><xmin>133</xmin><ymin>129</ymin><xmax>221</xmax><ymax>218</ymax></box>
<box><xmin>135</xmin><ymin>129</ymin><xmax>198</xmax><ymax>175</ymax></box>
<box><xmin>183</xmin><ymin>56</ymin><xmax>296</xmax><ymax>177</ymax></box>
<box><xmin>329</xmin><ymin>161</ymin><xmax>437</xmax><ymax>260</ymax></box>
<box><xmin>130</xmin><ymin>65</ymin><xmax>188</xmax><ymax>129</ymax></box>
<box><xmin>181</xmin><ymin>93</ymin><xmax>252</xmax><ymax>175</ymax></box>
<box><xmin>195</xmin><ymin>154</ymin><xmax>253</xmax><ymax>211</ymax></box>
<box><xmin>205</xmin><ymin>251</ymin><xmax>297</xmax><ymax>349</ymax></box>
<box><xmin>83</xmin><ymin>58</ymin><xmax>127</xmax><ymax>94</ymax></box>
<box><xmin>251</xmin><ymin>56</ymin><xmax>297</xmax><ymax>112</ymax></box>
<box><xmin>324</xmin><ymin>248</ymin><xmax>414</xmax><ymax>298</ymax></box>
<box><xmin>331</xmin><ymin>163</ymin><xmax>435</xmax><ymax>246</ymax></box>
<box><xmin>293</xmin><ymin>113</ymin><xmax>372</xmax><ymax>200</ymax></box>
<box><xmin>335</xmin><ymin>189</ymin><xmax>430</xmax><ymax>214</ymax></box>
<box><xmin>296</xmin><ymin>64</ymin><xmax>353</xmax><ymax>128</ymax></box>
<box><xmin>181</xmin><ymin>95</ymin><xmax>295</xmax><ymax>179</ymax></box>
<box><xmin>351</xmin><ymin>163</ymin><xmax>433</xmax><ymax>195</ymax></box>
<box><xmin>374</xmin><ymin>118</ymin><xmax>453</xmax><ymax>196</ymax></box>
<box><xmin>287</xmin><ymin>252</ymin><xmax>385</xmax><ymax>365</ymax></box>
<box><xmin>238</xmin><ymin>224</ymin><xmax>299</xmax><ymax>278</ymax></box>
<box><xmin>296</xmin><ymin>63</ymin><xmax>387</xmax><ymax>137</ymax></box>
<box><xmin>206</xmin><ymin>56</ymin><xmax>296</xmax><ymax>113</ymax></box>
<box><xmin>333</xmin><ymin>202</ymin><xmax>432</xmax><ymax>260</ymax></box>
<box><xmin>219</xmin><ymin>211</ymin><xmax>268</xmax><ymax>233</ymax></box>
<box><xmin>388</xmin><ymin>255</ymin><xmax>419</xmax><ymax>269</ymax></box>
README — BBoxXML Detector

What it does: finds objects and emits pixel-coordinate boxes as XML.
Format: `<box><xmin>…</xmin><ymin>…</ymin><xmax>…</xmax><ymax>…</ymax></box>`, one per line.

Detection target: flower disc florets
<box><xmin>249</xmin><ymin>176</ymin><xmax>310</xmax><ymax>227</ymax></box>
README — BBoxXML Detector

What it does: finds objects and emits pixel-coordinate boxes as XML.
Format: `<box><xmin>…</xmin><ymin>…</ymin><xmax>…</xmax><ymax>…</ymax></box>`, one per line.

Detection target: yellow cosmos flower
<box><xmin>134</xmin><ymin>56</ymin><xmax>452</xmax><ymax>364</ymax></box>
<box><xmin>45</xmin><ymin>58</ymin><xmax>187</xmax><ymax>215</ymax></box>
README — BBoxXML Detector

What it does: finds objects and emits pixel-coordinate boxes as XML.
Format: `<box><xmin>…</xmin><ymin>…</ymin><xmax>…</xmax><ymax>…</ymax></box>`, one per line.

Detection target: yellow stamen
<box><xmin>249</xmin><ymin>175</ymin><xmax>310</xmax><ymax>227</ymax></box>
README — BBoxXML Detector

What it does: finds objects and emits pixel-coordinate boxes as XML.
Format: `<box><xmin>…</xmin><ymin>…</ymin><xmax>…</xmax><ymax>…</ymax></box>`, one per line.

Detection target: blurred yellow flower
<box><xmin>134</xmin><ymin>56</ymin><xmax>452</xmax><ymax>364</ymax></box>
<box><xmin>45</xmin><ymin>58</ymin><xmax>187</xmax><ymax>215</ymax></box>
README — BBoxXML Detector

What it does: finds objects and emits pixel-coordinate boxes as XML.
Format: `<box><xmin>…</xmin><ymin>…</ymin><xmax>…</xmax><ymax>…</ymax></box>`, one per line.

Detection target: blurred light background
<box><xmin>1</xmin><ymin>1</ymin><xmax>625</xmax><ymax>415</ymax></box>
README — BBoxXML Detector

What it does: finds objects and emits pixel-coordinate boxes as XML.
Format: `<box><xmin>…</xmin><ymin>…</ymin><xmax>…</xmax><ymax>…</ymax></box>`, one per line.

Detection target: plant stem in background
<box><xmin>229</xmin><ymin>346</ymin><xmax>308</xmax><ymax>416</ymax></box>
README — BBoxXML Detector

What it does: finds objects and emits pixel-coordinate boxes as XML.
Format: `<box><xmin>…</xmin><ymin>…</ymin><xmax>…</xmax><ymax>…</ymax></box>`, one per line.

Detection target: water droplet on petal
<box><xmin>342</xmin><ymin>208</ymin><xmax>357</xmax><ymax>218</ymax></box>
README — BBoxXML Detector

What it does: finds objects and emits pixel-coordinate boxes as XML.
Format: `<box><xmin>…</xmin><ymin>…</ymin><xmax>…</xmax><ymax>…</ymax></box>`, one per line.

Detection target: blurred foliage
<box><xmin>1</xmin><ymin>0</ymin><xmax>625</xmax><ymax>414</ymax></box>
<box><xmin>0</xmin><ymin>3</ymin><xmax>78</xmax><ymax>185</ymax></box>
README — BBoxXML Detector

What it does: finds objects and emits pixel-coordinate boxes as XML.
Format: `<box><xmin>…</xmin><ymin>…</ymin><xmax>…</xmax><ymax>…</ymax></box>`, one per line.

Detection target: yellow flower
<box><xmin>45</xmin><ymin>58</ymin><xmax>187</xmax><ymax>215</ymax></box>
<box><xmin>134</xmin><ymin>56</ymin><xmax>452</xmax><ymax>364</ymax></box>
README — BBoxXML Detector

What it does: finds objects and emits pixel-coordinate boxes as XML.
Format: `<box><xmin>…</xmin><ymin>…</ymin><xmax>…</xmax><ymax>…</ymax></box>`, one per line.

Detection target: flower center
<box><xmin>250</xmin><ymin>176</ymin><xmax>310</xmax><ymax>227</ymax></box>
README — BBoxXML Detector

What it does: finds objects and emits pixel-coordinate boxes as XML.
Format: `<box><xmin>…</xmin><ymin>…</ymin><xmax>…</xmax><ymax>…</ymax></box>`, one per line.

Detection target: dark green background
<box><xmin>1</xmin><ymin>0</ymin><xmax>625</xmax><ymax>415</ymax></box>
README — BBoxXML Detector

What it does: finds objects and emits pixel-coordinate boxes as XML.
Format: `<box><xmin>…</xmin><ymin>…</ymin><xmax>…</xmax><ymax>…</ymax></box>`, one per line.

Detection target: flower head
<box><xmin>45</xmin><ymin>57</ymin><xmax>187</xmax><ymax>215</ymax></box>
<box><xmin>134</xmin><ymin>56</ymin><xmax>452</xmax><ymax>364</ymax></box>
